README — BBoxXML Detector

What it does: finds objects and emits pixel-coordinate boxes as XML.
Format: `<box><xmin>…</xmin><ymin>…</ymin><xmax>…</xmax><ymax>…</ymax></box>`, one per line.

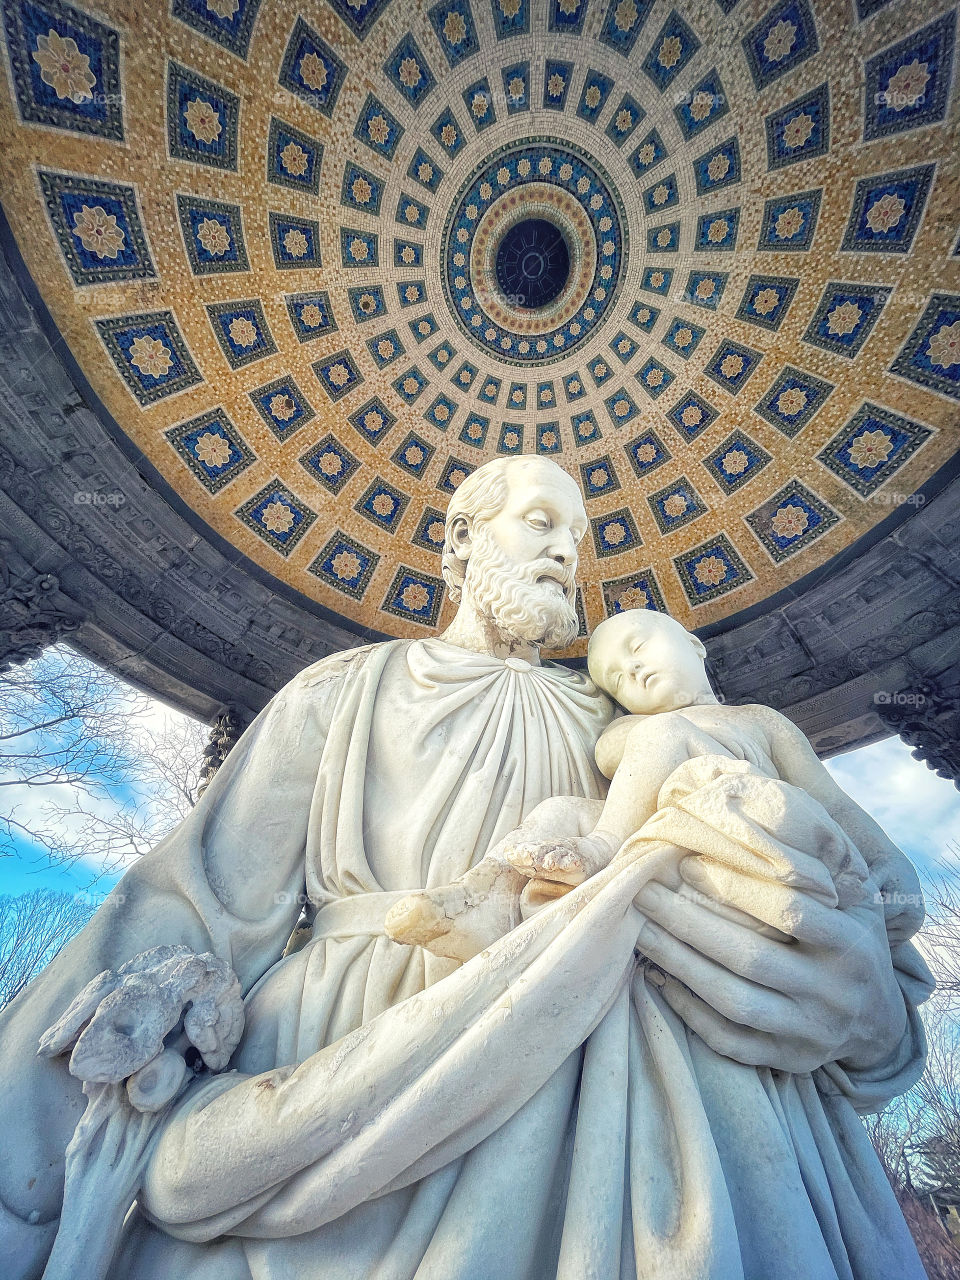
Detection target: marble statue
<box><xmin>384</xmin><ymin>609</ymin><xmax>873</xmax><ymax>962</ymax></box>
<box><xmin>0</xmin><ymin>456</ymin><xmax>934</xmax><ymax>1280</ymax></box>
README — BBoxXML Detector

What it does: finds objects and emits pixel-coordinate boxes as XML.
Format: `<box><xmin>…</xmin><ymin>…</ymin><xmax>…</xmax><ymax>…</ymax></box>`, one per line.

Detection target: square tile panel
<box><xmin>704</xmin><ymin>338</ymin><xmax>763</xmax><ymax>394</ymax></box>
<box><xmin>437</xmin><ymin>456</ymin><xmax>475</xmax><ymax>492</ymax></box>
<box><xmin>765</xmin><ymin>81</ymin><xmax>830</xmax><ymax>170</ymax></box>
<box><xmin>642</xmin><ymin>172</ymin><xmax>679</xmax><ymax>214</ymax></box>
<box><xmin>889</xmin><ymin>293</ymin><xmax>960</xmax><ymax>400</ymax></box>
<box><xmin>604</xmin><ymin>388</ymin><xmax>639</xmax><ymax>425</ymax></box>
<box><xmin>429</xmin><ymin>0</ymin><xmax>480</xmax><ymax>67</ymax></box>
<box><xmin>424</xmin><ymin>392</ymin><xmax>458</xmax><ymax>428</ymax></box>
<box><xmin>498</xmin><ymin>422</ymin><xmax>524</xmax><ymax>453</ymax></box>
<box><xmin>326</xmin><ymin>0</ymin><xmax>393</xmax><ymax>38</ymax></box>
<box><xmin>629</xmin><ymin>300</ymin><xmax>660</xmax><ymax>331</ymax></box>
<box><xmin>802</xmin><ymin>281</ymin><xmax>891</xmax><ymax>359</ymax></box>
<box><xmin>536</xmin><ymin>421</ymin><xmax>562</xmax><ymax>453</ymax></box>
<box><xmin>746</xmin><ymin>479</ymin><xmax>840</xmax><ymax>563</ymax></box>
<box><xmin>348</xmin><ymin>284</ymin><xmax>387</xmax><ymax>323</ymax></box>
<box><xmin>610</xmin><ymin>331</ymin><xmax>640</xmax><ymax>363</ymax></box>
<box><xmin>411</xmin><ymin>314</ymin><xmax>439</xmax><ymax>343</ymax></box>
<box><xmin>463</xmin><ymin>77</ymin><xmax>496</xmax><ymax>131</ymax></box>
<box><xmin>636</xmin><ymin>357</ymin><xmax>675</xmax><ymax>399</ymax></box>
<box><xmin>355</xmin><ymin>477</ymin><xmax>409</xmax><ymax>532</ymax></box>
<box><xmin>382</xmin><ymin>566</ymin><xmax>445</xmax><ymax>626</ymax></box>
<box><xmin>165</xmin><ymin>408</ymin><xmax>253</xmax><ymax>494</ymax></box>
<box><xmin>172</xmin><ymin>0</ymin><xmax>261</xmax><ymax>57</ymax></box>
<box><xmin>693</xmin><ymin>136</ymin><xmax>741</xmax><ymax>196</ymax></box>
<box><xmin>599</xmin><ymin>0</ymin><xmax>654</xmax><ymax>55</ymax></box>
<box><xmin>647</xmin><ymin>221</ymin><xmax>680</xmax><ymax>253</ymax></box>
<box><xmin>431</xmin><ymin>106</ymin><xmax>465</xmax><ymax>157</ymax></box>
<box><xmin>605</xmin><ymin>94</ymin><xmax>644</xmax><ymax>145</ymax></box>
<box><xmin>491</xmin><ymin>0</ymin><xmax>529</xmax><ymax>37</ymax></box>
<box><xmin>577</xmin><ymin>70</ymin><xmax>613</xmax><ymax>122</ymax></box>
<box><xmin>544</xmin><ymin>59</ymin><xmax>573</xmax><ymax>110</ymax></box>
<box><xmin>313</xmin><ymin>348</ymin><xmax>364</xmax><ymax>401</ymax></box>
<box><xmin>694</xmin><ymin>207</ymin><xmax>739</xmax><ymax>251</ymax></box>
<box><xmin>549</xmin><ymin>0</ymin><xmax>588</xmax><ymax>35</ymax></box>
<box><xmin>580</xmin><ymin>454</ymin><xmax>621</xmax><ymax>497</ymax></box>
<box><xmin>591</xmin><ymin>508</ymin><xmax>642</xmax><ymax>558</ymax></box>
<box><xmin>817</xmin><ymin>402</ymin><xmax>933</xmax><ymax>496</ymax></box>
<box><xmin>536</xmin><ymin>380</ymin><xmax>556</xmax><ymax>409</ymax></box>
<box><xmin>410</xmin><ymin>506</ymin><xmax>448</xmax><ymax>555</ymax></box>
<box><xmin>703</xmin><ymin>429</ymin><xmax>772</xmax><ymax>493</ymax></box>
<box><xmin>267</xmin><ymin>117</ymin><xmax>321</xmax><ymax>194</ymax></box>
<box><xmin>640</xmin><ymin>265</ymin><xmax>673</xmax><ymax>295</ymax></box>
<box><xmin>341</xmin><ymin>162</ymin><xmax>384</xmax><ymax>215</ymax></box>
<box><xmin>299</xmin><ymin>433</ymin><xmax>361</xmax><ymax>493</ymax></box>
<box><xmin>367</xmin><ymin>328</ymin><xmax>404</xmax><ymax>369</ymax></box>
<box><xmin>571</xmin><ymin>409</ymin><xmax>602</xmax><ymax>445</ymax></box>
<box><xmin>285</xmin><ymin>290</ymin><xmax>336</xmax><ymax>342</ymax></box>
<box><xmin>479</xmin><ymin>375</ymin><xmax>501</xmax><ymax>403</ymax></box>
<box><xmin>96</xmin><ymin>310</ymin><xmax>201</xmax><ymax>405</ymax></box>
<box><xmin>341</xmin><ymin>227</ymin><xmax>379</xmax><ymax>268</ymax></box>
<box><xmin>354</xmin><ymin>93</ymin><xmax>403</xmax><ymax>159</ymax></box>
<box><xmin>40</xmin><ymin>170</ymin><xmax>154</xmax><ymax>285</ymax></box>
<box><xmin>278</xmin><ymin>17</ymin><xmax>345</xmax><ymax>117</ymax></box>
<box><xmin>753</xmin><ymin>363</ymin><xmax>834</xmax><ymax>437</ymax></box>
<box><xmin>309</xmin><ymin>532</ymin><xmax>379</xmax><ymax>601</ymax></box>
<box><xmin>735</xmin><ymin>274</ymin><xmax>799</xmax><ymax>331</ymax></box>
<box><xmin>840</xmin><ymin>164</ymin><xmax>935</xmax><ymax>254</ymax></box>
<box><xmin>167</xmin><ymin>61</ymin><xmax>239</xmax><ymax>170</ymax></box>
<box><xmin>428</xmin><ymin>340</ymin><xmax>456</xmax><ymax>370</ymax></box>
<box><xmin>629</xmin><ymin>129</ymin><xmax>667</xmax><ymax>178</ymax></box>
<box><xmin>602</xmin><ymin>569</ymin><xmax>667</xmax><ymax>615</ymax></box>
<box><xmin>661</xmin><ymin>317</ymin><xmax>705</xmax><ymax>358</ymax></box>
<box><xmin>459</xmin><ymin>411</ymin><xmax>489</xmax><ymax>448</ymax></box>
<box><xmin>408</xmin><ymin>149</ymin><xmax>443</xmax><ymax>192</ymax></box>
<box><xmin>392</xmin><ymin>431</ymin><xmax>436</xmax><ymax>478</ymax></box>
<box><xmin>674</xmin><ymin>68</ymin><xmax>729</xmax><ymax>140</ymax></box>
<box><xmin>268</xmin><ymin>211</ymin><xmax>320</xmax><ymax>271</ymax></box>
<box><xmin>757</xmin><ymin>189</ymin><xmax>822</xmax><ymax>250</ymax></box>
<box><xmin>396</xmin><ymin>280</ymin><xmax>427</xmax><ymax>308</ymax></box>
<box><xmin>392</xmin><ymin>367</ymin><xmax>429</xmax><ymax>404</ymax></box>
<box><xmin>647</xmin><ymin>475</ymin><xmax>708</xmax><ymax>534</ymax></box>
<box><xmin>396</xmin><ymin>192</ymin><xmax>430</xmax><ymax>231</ymax></box>
<box><xmin>642</xmin><ymin>10</ymin><xmax>700</xmax><ymax>91</ymax></box>
<box><xmin>249</xmin><ymin>374</ymin><xmax>315</xmax><ymax>441</ymax></box>
<box><xmin>507</xmin><ymin>381</ymin><xmax>527</xmax><ymax>409</ymax></box>
<box><xmin>349</xmin><ymin>395</ymin><xmax>396</xmax><ymax>441</ymax></box>
<box><xmin>675</xmin><ymin>534</ymin><xmax>753</xmax><ymax>605</ymax></box>
<box><xmin>394</xmin><ymin>239</ymin><xmax>424</xmax><ymax>268</ymax></box>
<box><xmin>384</xmin><ymin>34</ymin><xmax>436</xmax><ymax>107</ymax></box>
<box><xmin>502</xmin><ymin>61</ymin><xmax>530</xmax><ymax>114</ymax></box>
<box><xmin>236</xmin><ymin>480</ymin><xmax>316</xmax><ymax>556</ymax></box>
<box><xmin>452</xmin><ymin>361</ymin><xmax>478</xmax><ymax>391</ymax></box>
<box><xmin>667</xmin><ymin>390</ymin><xmax>717</xmax><ymax>441</ymax></box>
<box><xmin>863</xmin><ymin>12</ymin><xmax>955</xmax><ymax>141</ymax></box>
<box><xmin>742</xmin><ymin>0</ymin><xmax>819</xmax><ymax>90</ymax></box>
<box><xmin>684</xmin><ymin>269</ymin><xmax>727</xmax><ymax>309</ymax></box>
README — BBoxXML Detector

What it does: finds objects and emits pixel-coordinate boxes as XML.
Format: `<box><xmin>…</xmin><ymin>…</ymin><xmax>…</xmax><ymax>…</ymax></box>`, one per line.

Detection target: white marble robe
<box><xmin>0</xmin><ymin>640</ymin><xmax>930</xmax><ymax>1280</ymax></box>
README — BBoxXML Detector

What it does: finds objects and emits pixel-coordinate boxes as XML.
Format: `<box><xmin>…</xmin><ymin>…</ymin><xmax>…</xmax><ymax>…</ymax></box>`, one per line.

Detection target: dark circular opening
<box><xmin>495</xmin><ymin>218</ymin><xmax>571</xmax><ymax>310</ymax></box>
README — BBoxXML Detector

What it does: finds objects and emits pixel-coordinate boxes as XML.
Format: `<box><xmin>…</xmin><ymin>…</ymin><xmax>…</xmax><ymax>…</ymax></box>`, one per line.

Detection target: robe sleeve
<box><xmin>0</xmin><ymin>650</ymin><xmax>358</xmax><ymax>1277</ymax></box>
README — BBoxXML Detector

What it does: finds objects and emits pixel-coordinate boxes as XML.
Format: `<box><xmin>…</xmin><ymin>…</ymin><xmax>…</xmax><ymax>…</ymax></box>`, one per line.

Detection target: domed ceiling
<box><xmin>0</xmin><ymin>0</ymin><xmax>957</xmax><ymax>652</ymax></box>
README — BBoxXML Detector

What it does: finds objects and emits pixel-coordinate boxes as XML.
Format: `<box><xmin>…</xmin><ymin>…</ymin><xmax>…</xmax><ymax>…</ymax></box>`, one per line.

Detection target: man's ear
<box><xmin>448</xmin><ymin>513</ymin><xmax>473</xmax><ymax>564</ymax></box>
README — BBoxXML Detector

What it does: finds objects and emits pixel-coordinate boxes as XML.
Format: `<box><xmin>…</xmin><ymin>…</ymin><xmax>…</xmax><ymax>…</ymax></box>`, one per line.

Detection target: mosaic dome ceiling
<box><xmin>0</xmin><ymin>0</ymin><xmax>958</xmax><ymax>651</ymax></box>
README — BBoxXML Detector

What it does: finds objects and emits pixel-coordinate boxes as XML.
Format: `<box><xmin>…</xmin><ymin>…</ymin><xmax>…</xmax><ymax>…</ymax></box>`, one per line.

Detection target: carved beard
<box><xmin>463</xmin><ymin>522</ymin><xmax>579</xmax><ymax>650</ymax></box>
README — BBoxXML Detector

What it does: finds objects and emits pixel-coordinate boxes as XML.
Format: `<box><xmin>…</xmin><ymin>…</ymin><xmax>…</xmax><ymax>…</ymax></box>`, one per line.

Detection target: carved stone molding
<box><xmin>874</xmin><ymin>680</ymin><xmax>960</xmax><ymax>789</ymax></box>
<box><xmin>0</xmin><ymin>537</ymin><xmax>85</xmax><ymax>672</ymax></box>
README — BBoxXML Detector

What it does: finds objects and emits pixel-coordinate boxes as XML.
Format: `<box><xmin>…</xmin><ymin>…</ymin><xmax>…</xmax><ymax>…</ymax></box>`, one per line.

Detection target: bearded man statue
<box><xmin>0</xmin><ymin>457</ymin><xmax>931</xmax><ymax>1280</ymax></box>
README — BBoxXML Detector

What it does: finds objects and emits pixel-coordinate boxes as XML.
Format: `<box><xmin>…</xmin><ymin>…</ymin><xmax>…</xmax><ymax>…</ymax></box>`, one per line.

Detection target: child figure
<box><xmin>385</xmin><ymin>609</ymin><xmax>878</xmax><ymax>962</ymax></box>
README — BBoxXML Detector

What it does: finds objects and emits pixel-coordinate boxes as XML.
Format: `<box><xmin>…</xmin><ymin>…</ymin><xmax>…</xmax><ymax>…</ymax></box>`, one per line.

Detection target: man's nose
<box><xmin>545</xmin><ymin>525</ymin><xmax>577</xmax><ymax>566</ymax></box>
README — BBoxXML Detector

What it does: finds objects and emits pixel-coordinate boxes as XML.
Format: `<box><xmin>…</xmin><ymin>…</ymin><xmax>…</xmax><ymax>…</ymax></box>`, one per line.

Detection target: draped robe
<box><xmin>0</xmin><ymin>639</ymin><xmax>930</xmax><ymax>1280</ymax></box>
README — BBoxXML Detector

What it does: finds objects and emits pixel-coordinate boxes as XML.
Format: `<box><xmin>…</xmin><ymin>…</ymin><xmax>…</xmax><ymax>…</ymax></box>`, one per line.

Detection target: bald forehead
<box><xmin>503</xmin><ymin>458</ymin><xmax>585</xmax><ymax>513</ymax></box>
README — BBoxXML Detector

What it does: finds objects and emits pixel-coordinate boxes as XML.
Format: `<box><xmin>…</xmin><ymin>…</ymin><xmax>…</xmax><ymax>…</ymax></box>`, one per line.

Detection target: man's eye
<box><xmin>526</xmin><ymin>513</ymin><xmax>550</xmax><ymax>529</ymax></box>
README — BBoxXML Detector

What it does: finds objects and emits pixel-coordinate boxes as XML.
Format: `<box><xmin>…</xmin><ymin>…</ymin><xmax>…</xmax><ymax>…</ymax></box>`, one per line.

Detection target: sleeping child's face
<box><xmin>587</xmin><ymin>610</ymin><xmax>714</xmax><ymax>715</ymax></box>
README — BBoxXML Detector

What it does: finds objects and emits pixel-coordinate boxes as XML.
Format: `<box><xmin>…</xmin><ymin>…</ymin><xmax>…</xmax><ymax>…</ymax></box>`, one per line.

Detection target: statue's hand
<box><xmin>633</xmin><ymin>861</ymin><xmax>905</xmax><ymax>1075</ymax></box>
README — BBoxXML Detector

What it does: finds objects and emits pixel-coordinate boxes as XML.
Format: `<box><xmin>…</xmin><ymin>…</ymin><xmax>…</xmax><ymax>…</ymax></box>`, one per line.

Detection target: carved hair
<box><xmin>440</xmin><ymin>458</ymin><xmax>513</xmax><ymax>602</ymax></box>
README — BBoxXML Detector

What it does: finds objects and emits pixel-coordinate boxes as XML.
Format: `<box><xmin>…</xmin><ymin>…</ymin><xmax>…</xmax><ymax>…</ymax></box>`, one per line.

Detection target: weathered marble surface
<box><xmin>0</xmin><ymin>457</ymin><xmax>932</xmax><ymax>1280</ymax></box>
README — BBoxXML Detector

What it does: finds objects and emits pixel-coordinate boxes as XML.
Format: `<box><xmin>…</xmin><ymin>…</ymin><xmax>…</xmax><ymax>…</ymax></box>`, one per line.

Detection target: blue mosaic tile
<box><xmin>348</xmin><ymin>284</ymin><xmax>387</xmax><ymax>324</ymax></box>
<box><xmin>437</xmin><ymin>456</ymin><xmax>476</xmax><ymax>492</ymax></box>
<box><xmin>411</xmin><ymin>506</ymin><xmax>447</xmax><ymax>555</ymax></box>
<box><xmin>742</xmin><ymin>0</ymin><xmax>819</xmax><ymax>90</ymax></box>
<box><xmin>367</xmin><ymin>328</ymin><xmax>404</xmax><ymax>369</ymax></box>
<box><xmin>408</xmin><ymin>149</ymin><xmax>443</xmax><ymax>192</ymax></box>
<box><xmin>840</xmin><ymin>164</ymin><xmax>935</xmax><ymax>254</ymax></box>
<box><xmin>427</xmin><ymin>338</ymin><xmax>455</xmax><ymax>368</ymax></box>
<box><xmin>268</xmin><ymin>211</ymin><xmax>320</xmax><ymax>271</ymax></box>
<box><xmin>463</xmin><ymin>77</ymin><xmax>496</xmax><ymax>130</ymax></box>
<box><xmin>39</xmin><ymin>170</ymin><xmax>154</xmax><ymax>286</ymax></box>
<box><xmin>424</xmin><ymin>393</ymin><xmax>458</xmax><ymax>428</ymax></box>
<box><xmin>506</xmin><ymin>382</ymin><xmax>527</xmax><ymax>410</ymax></box>
<box><xmin>753</xmin><ymin>364</ymin><xmax>834</xmax><ymax>437</ymax></box>
<box><xmin>674</xmin><ymin>68</ymin><xmax>729</xmax><ymax>139</ymax></box>
<box><xmin>675</xmin><ymin>535</ymin><xmax>753</xmax><ymax>605</ymax></box>
<box><xmin>267</xmin><ymin>118</ymin><xmax>321</xmax><ymax>194</ymax></box>
<box><xmin>96</xmin><ymin>310</ymin><xmax>201</xmax><ymax>406</ymax></box>
<box><xmin>693</xmin><ymin>136</ymin><xmax>740</xmax><ymax>196</ymax></box>
<box><xmin>889</xmin><ymin>293</ymin><xmax>960</xmax><ymax>401</ymax></box>
<box><xmin>735</xmin><ymin>274</ymin><xmax>799</xmax><ymax>331</ymax></box>
<box><xmin>647</xmin><ymin>221</ymin><xmax>679</xmax><ymax>253</ymax></box>
<box><xmin>165</xmin><ymin>408</ymin><xmax>253</xmax><ymax>494</ymax></box>
<box><xmin>589</xmin><ymin>357</ymin><xmax>615</xmax><ymax>387</ymax></box>
<box><xmin>640</xmin><ymin>266</ymin><xmax>673</xmax><ymax>296</ymax></box>
<box><xmin>430</xmin><ymin>106</ymin><xmax>465</xmax><ymax>157</ymax></box>
<box><xmin>167</xmin><ymin>61</ymin><xmax>238</xmax><ymax>170</ymax></box>
<box><xmin>355</xmin><ymin>93</ymin><xmax>403</xmax><ymax>159</ymax></box>
<box><xmin>536</xmin><ymin>381</ymin><xmax>556</xmax><ymax>409</ymax></box>
<box><xmin>604</xmin><ymin>388</ymin><xmax>640</xmax><ymax>424</ymax></box>
<box><xmin>396</xmin><ymin>192</ymin><xmax>429</xmax><ymax>230</ymax></box>
<box><xmin>429</xmin><ymin>0</ymin><xmax>479</xmax><ymax>66</ymax></box>
<box><xmin>459</xmin><ymin>411</ymin><xmax>489</xmax><ymax>448</ymax></box>
<box><xmin>580</xmin><ymin>454</ymin><xmax>620</xmax><ymax>497</ymax></box>
<box><xmin>341</xmin><ymin>163</ymin><xmax>383</xmax><ymax>216</ymax></box>
<box><xmin>856</xmin><ymin>0</ymin><xmax>894</xmax><ymax>15</ymax></box>
<box><xmin>355</xmin><ymin>477</ymin><xmax>409</xmax><ymax>533</ymax></box>
<box><xmin>602</xmin><ymin>570</ymin><xmax>666</xmax><ymax>615</ymax></box>
<box><xmin>479</xmin><ymin>375</ymin><xmax>501</xmax><ymax>403</ymax></box>
<box><xmin>278</xmin><ymin>17</ymin><xmax>345</xmax><ymax>116</ymax></box>
<box><xmin>765</xmin><ymin>81</ymin><xmax>829</xmax><ymax>170</ymax></box>
<box><xmin>642</xmin><ymin>172</ymin><xmax>679</xmax><ymax>214</ymax></box>
<box><xmin>502</xmin><ymin>61</ymin><xmax>530</xmax><ymax>114</ymax></box>
<box><xmin>395</xmin><ymin>239</ymin><xmax>423</xmax><ymax>268</ymax></box>
<box><xmin>636</xmin><ymin>358</ymin><xmax>675</xmax><ymax>399</ymax></box>
<box><xmin>564</xmin><ymin>373</ymin><xmax>587</xmax><ymax>401</ymax></box>
<box><xmin>536</xmin><ymin>421</ymin><xmax>563</xmax><ymax>453</ymax></box>
<box><xmin>3</xmin><ymin>0</ymin><xmax>123</xmax><ymax>139</ymax></box>
<box><xmin>313</xmin><ymin>349</ymin><xmax>364</xmax><ymax>401</ymax></box>
<box><xmin>285</xmin><ymin>290</ymin><xmax>336</xmax><ymax>342</ymax></box>
<box><xmin>309</xmin><ymin>532</ymin><xmax>379</xmax><ymax>602</ymax></box>
<box><xmin>572</xmin><ymin>409</ymin><xmax>602</xmax><ymax>445</ymax></box>
<box><xmin>349</xmin><ymin>396</ymin><xmax>396</xmax><ymax>442</ymax></box>
<box><xmin>452</xmin><ymin>361</ymin><xmax>478</xmax><ymax>391</ymax></box>
<box><xmin>172</xmin><ymin>0</ymin><xmax>261</xmax><ymax>57</ymax></box>
<box><xmin>610</xmin><ymin>332</ymin><xmax>639</xmax><ymax>363</ymax></box>
<box><xmin>642</xmin><ymin>10</ymin><xmax>700</xmax><ymax>91</ymax></box>
<box><xmin>666</xmin><ymin>391</ymin><xmax>717</xmax><ymax>441</ymax></box>
<box><xmin>498</xmin><ymin>422</ymin><xmax>524</xmax><ymax>453</ymax></box>
<box><xmin>577</xmin><ymin>70</ymin><xmax>613</xmax><ymax>121</ymax></box>
<box><xmin>803</xmin><ymin>282</ymin><xmax>891</xmax><ymax>359</ymax></box>
<box><xmin>661</xmin><ymin>318</ymin><xmax>705</xmax><ymax>359</ymax></box>
<box><xmin>648</xmin><ymin>476</ymin><xmax>708</xmax><ymax>534</ymax></box>
<box><xmin>249</xmin><ymin>375</ymin><xmax>315</xmax><ymax>441</ymax></box>
<box><xmin>694</xmin><ymin>207</ymin><xmax>739</xmax><ymax>251</ymax></box>
<box><xmin>605</xmin><ymin>94</ymin><xmax>644</xmax><ymax>145</ymax></box>
<box><xmin>174</xmin><ymin>194</ymin><xmax>247</xmax><ymax>276</ymax></box>
<box><xmin>703</xmin><ymin>429</ymin><xmax>771</xmax><ymax>494</ymax></box>
<box><xmin>746</xmin><ymin>479</ymin><xmax>839</xmax><ymax>564</ymax></box>
<box><xmin>327</xmin><ymin>0</ymin><xmax>393</xmax><ymax>37</ymax></box>
<box><xmin>397</xmin><ymin>280</ymin><xmax>426</xmax><ymax>310</ymax></box>
<box><xmin>544</xmin><ymin>59</ymin><xmax>573</xmax><ymax>110</ymax></box>
<box><xmin>629</xmin><ymin>129</ymin><xmax>667</xmax><ymax>178</ymax></box>
<box><xmin>491</xmin><ymin>0</ymin><xmax>529</xmax><ymax>37</ymax></box>
<box><xmin>384</xmin><ymin>34</ymin><xmax>435</xmax><ymax>108</ymax></box>
<box><xmin>864</xmin><ymin>12</ymin><xmax>955</xmax><ymax>141</ymax></box>
<box><xmin>629</xmin><ymin>300</ymin><xmax>660</xmax><ymax>331</ymax></box>
<box><xmin>757</xmin><ymin>189</ymin><xmax>822</xmax><ymax>250</ymax></box>
<box><xmin>599</xmin><ymin>0</ymin><xmax>654</xmax><ymax>56</ymax></box>
<box><xmin>817</xmin><ymin>402</ymin><xmax>933</xmax><ymax>497</ymax></box>
<box><xmin>392</xmin><ymin>432</ymin><xmax>435</xmax><ymax>479</ymax></box>
<box><xmin>301</xmin><ymin>436</ymin><xmax>363</xmax><ymax>492</ymax></box>
<box><xmin>236</xmin><ymin>480</ymin><xmax>316</xmax><ymax>556</ymax></box>
<box><xmin>341</xmin><ymin>227</ymin><xmax>379</xmax><ymax>269</ymax></box>
<box><xmin>704</xmin><ymin>338</ymin><xmax>763</xmax><ymax>394</ymax></box>
<box><xmin>592</xmin><ymin>508</ymin><xmax>641</xmax><ymax>558</ymax></box>
<box><xmin>382</xmin><ymin>567</ymin><xmax>445</xmax><ymax>626</ymax></box>
<box><xmin>549</xmin><ymin>0</ymin><xmax>588</xmax><ymax>35</ymax></box>
<box><xmin>392</xmin><ymin>367</ymin><xmax>429</xmax><ymax>404</ymax></box>
<box><xmin>684</xmin><ymin>269</ymin><xmax>727</xmax><ymax>309</ymax></box>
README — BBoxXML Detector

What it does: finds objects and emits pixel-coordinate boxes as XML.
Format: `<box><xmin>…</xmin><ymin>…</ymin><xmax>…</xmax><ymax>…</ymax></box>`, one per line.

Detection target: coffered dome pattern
<box><xmin>1</xmin><ymin>0</ymin><xmax>957</xmax><ymax>649</ymax></box>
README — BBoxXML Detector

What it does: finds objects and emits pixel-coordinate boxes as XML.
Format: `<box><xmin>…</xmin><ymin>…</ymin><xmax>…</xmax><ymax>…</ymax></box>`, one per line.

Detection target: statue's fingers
<box><xmin>635</xmin><ymin>916</ymin><xmax>795</xmax><ymax>1036</ymax></box>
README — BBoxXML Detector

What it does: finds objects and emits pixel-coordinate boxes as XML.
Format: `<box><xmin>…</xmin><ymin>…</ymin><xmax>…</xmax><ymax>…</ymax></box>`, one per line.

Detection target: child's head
<box><xmin>587</xmin><ymin>609</ymin><xmax>713</xmax><ymax>715</ymax></box>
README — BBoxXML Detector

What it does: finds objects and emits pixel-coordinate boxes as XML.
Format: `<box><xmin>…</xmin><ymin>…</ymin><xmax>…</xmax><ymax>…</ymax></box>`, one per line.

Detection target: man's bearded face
<box><xmin>463</xmin><ymin>518</ymin><xmax>579</xmax><ymax>650</ymax></box>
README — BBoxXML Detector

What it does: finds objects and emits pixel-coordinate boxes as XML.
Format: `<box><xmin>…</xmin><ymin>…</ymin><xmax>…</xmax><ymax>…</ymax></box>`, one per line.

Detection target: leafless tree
<box><xmin>0</xmin><ymin>889</ymin><xmax>96</xmax><ymax>1010</ymax></box>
